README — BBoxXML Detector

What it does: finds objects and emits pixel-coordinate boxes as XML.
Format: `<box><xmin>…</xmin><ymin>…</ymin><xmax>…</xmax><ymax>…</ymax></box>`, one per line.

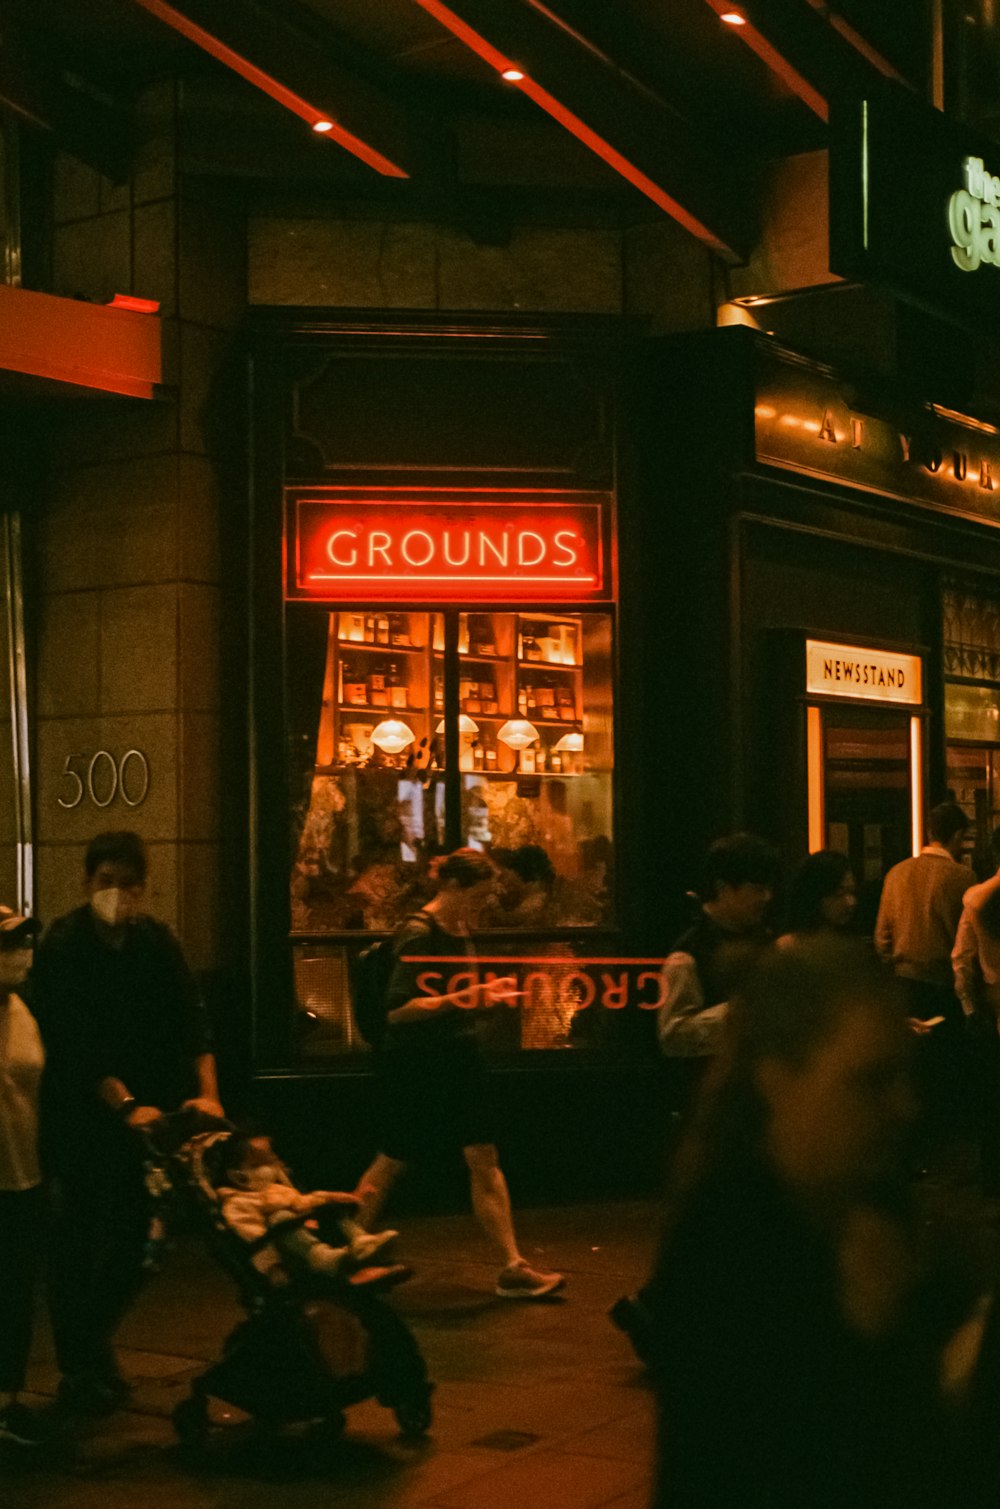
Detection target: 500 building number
<box><xmin>57</xmin><ymin>750</ymin><xmax>150</xmax><ymax>810</ymax></box>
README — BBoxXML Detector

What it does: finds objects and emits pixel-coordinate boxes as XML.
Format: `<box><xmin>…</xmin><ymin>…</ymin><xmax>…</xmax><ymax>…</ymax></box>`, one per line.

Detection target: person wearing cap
<box><xmin>32</xmin><ymin>831</ymin><xmax>223</xmax><ymax>1416</ymax></box>
<box><xmin>0</xmin><ymin>906</ymin><xmax>47</xmax><ymax>1448</ymax></box>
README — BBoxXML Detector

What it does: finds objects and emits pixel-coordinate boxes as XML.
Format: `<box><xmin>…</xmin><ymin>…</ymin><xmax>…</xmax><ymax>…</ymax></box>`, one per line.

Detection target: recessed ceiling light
<box><xmin>720</xmin><ymin>10</ymin><xmax>747</xmax><ymax>23</ymax></box>
<box><xmin>313</xmin><ymin>119</ymin><xmax>334</xmax><ymax>133</ymax></box>
<box><xmin>501</xmin><ymin>67</ymin><xmax>525</xmax><ymax>81</ymax></box>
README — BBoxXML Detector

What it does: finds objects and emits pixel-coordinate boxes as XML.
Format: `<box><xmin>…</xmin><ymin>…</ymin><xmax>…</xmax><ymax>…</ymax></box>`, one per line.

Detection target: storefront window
<box><xmin>943</xmin><ymin>583</ymin><xmax>1000</xmax><ymax>867</ymax></box>
<box><xmin>285</xmin><ymin>604</ymin><xmax>615</xmax><ymax>1057</ymax></box>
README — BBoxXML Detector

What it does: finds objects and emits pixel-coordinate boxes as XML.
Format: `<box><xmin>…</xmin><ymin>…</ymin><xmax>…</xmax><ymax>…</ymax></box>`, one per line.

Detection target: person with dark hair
<box><xmin>611</xmin><ymin>833</ymin><xmax>779</xmax><ymax>1360</ymax></box>
<box><xmin>875</xmin><ymin>802</ymin><xmax>975</xmax><ymax>1147</ymax></box>
<box><xmin>780</xmin><ymin>850</ymin><xmax>857</xmax><ymax>941</ymax></box>
<box><xmin>0</xmin><ymin>908</ymin><xmax>47</xmax><ymax>1448</ymax></box>
<box><xmin>32</xmin><ymin>832</ymin><xmax>224</xmax><ymax>1415</ymax></box>
<box><xmin>953</xmin><ymin>826</ymin><xmax>1000</xmax><ymax>1200</ymax></box>
<box><xmin>647</xmin><ymin>939</ymin><xmax>982</xmax><ymax>1509</ymax></box>
<box><xmin>352</xmin><ymin>847</ymin><xmax>564</xmax><ymax>1300</ymax></box>
<box><xmin>876</xmin><ymin>801</ymin><xmax>974</xmax><ymax>1017</ymax></box>
<box><xmin>657</xmin><ymin>833</ymin><xmax>780</xmax><ymax>1086</ymax></box>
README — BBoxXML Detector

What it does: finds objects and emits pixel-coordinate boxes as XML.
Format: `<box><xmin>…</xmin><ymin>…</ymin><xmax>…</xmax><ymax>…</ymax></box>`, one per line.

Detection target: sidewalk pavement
<box><xmin>6</xmin><ymin>1200</ymin><xmax>662</xmax><ymax>1509</ymax></box>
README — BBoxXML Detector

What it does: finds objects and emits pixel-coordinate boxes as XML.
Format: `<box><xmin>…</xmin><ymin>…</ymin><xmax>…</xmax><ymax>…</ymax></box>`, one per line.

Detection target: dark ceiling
<box><xmin>0</xmin><ymin>0</ymin><xmax>948</xmax><ymax>259</ymax></box>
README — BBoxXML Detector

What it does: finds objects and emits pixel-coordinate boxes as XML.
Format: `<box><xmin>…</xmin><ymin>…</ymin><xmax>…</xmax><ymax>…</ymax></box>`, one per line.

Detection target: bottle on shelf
<box><xmin>527</xmin><ymin>683</ymin><xmax>537</xmax><ymax>715</ymax></box>
<box><xmin>364</xmin><ymin>614</ymin><xmax>376</xmax><ymax>644</ymax></box>
<box><xmin>517</xmin><ymin>685</ymin><xmax>528</xmax><ymax>716</ymax></box>
<box><xmin>536</xmin><ymin>742</ymin><xmax>547</xmax><ymax>773</ymax></box>
<box><xmin>472</xmin><ymin>740</ymin><xmax>484</xmax><ymax>771</ymax></box>
<box><xmin>520</xmin><ymin>744</ymin><xmax>537</xmax><ymax>774</ymax></box>
<box><xmin>376</xmin><ymin>612</ymin><xmax>390</xmax><ymax>646</ymax></box>
<box><xmin>485</xmin><ymin>741</ymin><xmax>497</xmax><ymax>771</ymax></box>
<box><xmin>458</xmin><ymin>617</ymin><xmax>470</xmax><ymax>655</ymax></box>
<box><xmin>550</xmin><ymin>749</ymin><xmax>563</xmax><ymax>773</ymax></box>
<box><xmin>368</xmin><ymin>665</ymin><xmax>388</xmax><ymax>707</ymax></box>
<box><xmin>433</xmin><ymin>672</ymin><xmax>444</xmax><ymax>712</ymax></box>
<box><xmin>387</xmin><ymin>662</ymin><xmax>408</xmax><ymax>709</ymax></box>
<box><xmin>389</xmin><ymin>613</ymin><xmax>410</xmax><ymax>647</ymax></box>
<box><xmin>536</xmin><ymin>675</ymin><xmax>556</xmax><ymax>712</ymax></box>
<box><xmin>523</xmin><ymin>631</ymin><xmax>542</xmax><ymax>662</ymax></box>
<box><xmin>345</xmin><ymin>612</ymin><xmax>364</xmax><ymax>643</ymax></box>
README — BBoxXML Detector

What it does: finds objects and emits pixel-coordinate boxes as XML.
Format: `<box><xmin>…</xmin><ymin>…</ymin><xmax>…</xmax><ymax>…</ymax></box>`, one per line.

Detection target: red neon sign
<box><xmin>286</xmin><ymin>493</ymin><xmax>607</xmax><ymax>601</ymax></box>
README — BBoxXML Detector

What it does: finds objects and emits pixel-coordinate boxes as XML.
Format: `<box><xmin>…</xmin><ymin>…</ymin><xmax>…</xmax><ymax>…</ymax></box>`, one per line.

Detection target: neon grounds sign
<box><xmin>285</xmin><ymin>489</ymin><xmax>609</xmax><ymax>602</ymax></box>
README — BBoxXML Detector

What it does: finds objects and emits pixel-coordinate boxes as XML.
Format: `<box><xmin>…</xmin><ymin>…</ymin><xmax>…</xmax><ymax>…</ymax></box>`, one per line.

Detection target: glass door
<box><xmin>808</xmin><ymin>704</ymin><xmax>922</xmax><ymax>932</ymax></box>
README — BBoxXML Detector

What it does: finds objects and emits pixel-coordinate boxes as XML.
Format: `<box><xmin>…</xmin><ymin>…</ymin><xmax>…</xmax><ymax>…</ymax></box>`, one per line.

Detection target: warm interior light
<box><xmin>720</xmin><ymin>10</ymin><xmax>747</xmax><ymax>23</ymax></box>
<box><xmin>436</xmin><ymin>715</ymin><xmax>480</xmax><ymax>735</ymax></box>
<box><xmin>497</xmin><ymin>719</ymin><xmax>540</xmax><ymax>750</ymax></box>
<box><xmin>313</xmin><ymin>119</ymin><xmax>334</xmax><ymax>133</ymax></box>
<box><xmin>807</xmin><ymin>705</ymin><xmax>825</xmax><ymax>853</ymax></box>
<box><xmin>910</xmin><ymin>716</ymin><xmax>924</xmax><ymax>857</ymax></box>
<box><xmin>501</xmin><ymin>67</ymin><xmax>525</xmax><ymax>81</ymax></box>
<box><xmin>370</xmin><ymin>719</ymin><xmax>415</xmax><ymax>754</ymax></box>
<box><xmin>553</xmin><ymin>730</ymin><xmax>584</xmax><ymax>753</ymax></box>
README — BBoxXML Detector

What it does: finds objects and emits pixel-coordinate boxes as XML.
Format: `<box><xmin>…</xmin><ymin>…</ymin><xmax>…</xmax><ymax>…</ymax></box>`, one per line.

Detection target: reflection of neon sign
<box><xmin>287</xmin><ymin>493</ymin><xmax>607</xmax><ymax>601</ymax></box>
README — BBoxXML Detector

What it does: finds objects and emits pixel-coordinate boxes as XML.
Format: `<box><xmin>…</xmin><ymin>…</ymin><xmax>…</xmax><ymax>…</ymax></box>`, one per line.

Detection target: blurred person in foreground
<box><xmin>33</xmin><ymin>832</ymin><xmax>224</xmax><ymax>1415</ymax></box>
<box><xmin>610</xmin><ymin>833</ymin><xmax>779</xmax><ymax>1360</ymax></box>
<box><xmin>648</xmin><ymin>938</ymin><xmax>991</xmax><ymax>1509</ymax></box>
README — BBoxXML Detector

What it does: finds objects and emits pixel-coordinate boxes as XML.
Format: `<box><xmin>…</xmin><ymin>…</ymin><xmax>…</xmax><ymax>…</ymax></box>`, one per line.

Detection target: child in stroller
<box><xmin>207</xmin><ymin>1129</ymin><xmax>402</xmax><ymax>1285</ymax></box>
<box><xmin>143</xmin><ymin>1114</ymin><xmax>434</xmax><ymax>1449</ymax></box>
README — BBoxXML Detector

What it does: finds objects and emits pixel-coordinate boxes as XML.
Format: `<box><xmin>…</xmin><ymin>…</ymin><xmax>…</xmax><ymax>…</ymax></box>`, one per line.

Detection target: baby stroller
<box><xmin>140</xmin><ymin>1113</ymin><xmax>434</xmax><ymax>1450</ymax></box>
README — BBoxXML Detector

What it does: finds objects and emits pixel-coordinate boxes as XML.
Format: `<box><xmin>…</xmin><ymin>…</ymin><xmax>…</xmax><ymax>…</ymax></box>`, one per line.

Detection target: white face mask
<box><xmin>90</xmin><ymin>887</ymin><xmax>138</xmax><ymax>928</ymax></box>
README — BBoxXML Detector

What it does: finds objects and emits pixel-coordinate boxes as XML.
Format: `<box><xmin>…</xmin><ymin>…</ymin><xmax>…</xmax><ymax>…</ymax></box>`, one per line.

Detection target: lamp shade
<box><xmin>497</xmin><ymin>719</ymin><xmax>540</xmax><ymax>750</ymax></box>
<box><xmin>436</xmin><ymin>714</ymin><xmax>479</xmax><ymax>735</ymax></box>
<box><xmin>553</xmin><ymin>730</ymin><xmax>584</xmax><ymax>753</ymax></box>
<box><xmin>370</xmin><ymin>719</ymin><xmax>416</xmax><ymax>754</ymax></box>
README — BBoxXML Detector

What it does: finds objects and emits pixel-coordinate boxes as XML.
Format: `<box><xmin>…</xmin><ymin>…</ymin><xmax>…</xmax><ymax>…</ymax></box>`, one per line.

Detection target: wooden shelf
<box><xmin>339</xmin><ymin>703</ymin><xmax>425</xmax><ymax>715</ymax></box>
<box><xmin>458</xmin><ymin>650</ymin><xmax>507</xmax><ymax>662</ymax></box>
<box><xmin>338</xmin><ymin>640</ymin><xmax>426</xmax><ymax>655</ymax></box>
<box><xmin>518</xmin><ymin>659</ymin><xmax>580</xmax><ymax>670</ymax></box>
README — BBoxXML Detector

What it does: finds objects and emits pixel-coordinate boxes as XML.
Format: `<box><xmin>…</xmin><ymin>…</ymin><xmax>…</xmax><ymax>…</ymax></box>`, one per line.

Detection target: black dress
<box><xmin>376</xmin><ymin>912</ymin><xmax>496</xmax><ymax>1162</ymax></box>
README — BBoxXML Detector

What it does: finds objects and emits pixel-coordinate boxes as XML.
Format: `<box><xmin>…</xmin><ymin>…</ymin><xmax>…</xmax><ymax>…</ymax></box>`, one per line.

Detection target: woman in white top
<box><xmin>0</xmin><ymin>907</ymin><xmax>45</xmax><ymax>1447</ymax></box>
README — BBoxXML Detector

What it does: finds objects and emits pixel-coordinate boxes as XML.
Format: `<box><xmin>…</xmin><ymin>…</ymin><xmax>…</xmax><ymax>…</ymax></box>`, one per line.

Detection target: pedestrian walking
<box><xmin>875</xmin><ymin>801</ymin><xmax>975</xmax><ymax>1145</ymax></box>
<box><xmin>32</xmin><ymin>832</ymin><xmax>225</xmax><ymax>1415</ymax></box>
<box><xmin>352</xmin><ymin>848</ymin><xmax>564</xmax><ymax>1300</ymax></box>
<box><xmin>0</xmin><ymin>907</ymin><xmax>46</xmax><ymax>1448</ymax></box>
<box><xmin>952</xmin><ymin>826</ymin><xmax>1000</xmax><ymax>1200</ymax></box>
<box><xmin>610</xmin><ymin>832</ymin><xmax>779</xmax><ymax>1361</ymax></box>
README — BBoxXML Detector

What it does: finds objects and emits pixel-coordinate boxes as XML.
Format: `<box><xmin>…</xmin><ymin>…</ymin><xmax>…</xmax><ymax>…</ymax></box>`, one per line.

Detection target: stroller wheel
<box><xmin>393</xmin><ymin>1392</ymin><xmax>433</xmax><ymax>1438</ymax></box>
<box><xmin>172</xmin><ymin>1392</ymin><xmax>210</xmax><ymax>1450</ymax></box>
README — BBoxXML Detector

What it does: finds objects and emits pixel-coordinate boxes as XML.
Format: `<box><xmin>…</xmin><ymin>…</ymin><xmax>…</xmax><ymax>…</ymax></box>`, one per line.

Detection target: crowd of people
<box><xmin>6</xmin><ymin>812</ymin><xmax>1000</xmax><ymax>1506</ymax></box>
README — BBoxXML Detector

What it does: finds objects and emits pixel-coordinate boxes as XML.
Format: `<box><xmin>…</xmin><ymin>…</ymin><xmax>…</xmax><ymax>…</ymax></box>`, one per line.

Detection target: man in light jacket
<box><xmin>876</xmin><ymin>800</ymin><xmax>974</xmax><ymax>1150</ymax></box>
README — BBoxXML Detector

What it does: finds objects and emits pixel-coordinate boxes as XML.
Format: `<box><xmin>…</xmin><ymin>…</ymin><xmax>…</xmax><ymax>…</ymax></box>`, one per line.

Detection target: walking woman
<box><xmin>0</xmin><ymin>907</ymin><xmax>45</xmax><ymax>1447</ymax></box>
<box><xmin>354</xmin><ymin>848</ymin><xmax>564</xmax><ymax>1299</ymax></box>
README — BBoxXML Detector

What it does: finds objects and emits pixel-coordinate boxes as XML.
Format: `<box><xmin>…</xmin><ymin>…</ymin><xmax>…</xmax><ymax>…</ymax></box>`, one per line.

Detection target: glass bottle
<box><xmin>472</xmin><ymin>740</ymin><xmax>484</xmax><ymax>771</ymax></box>
<box><xmin>376</xmin><ymin>612</ymin><xmax>390</xmax><ymax>646</ymax></box>
<box><xmin>364</xmin><ymin>614</ymin><xmax>376</xmax><ymax>644</ymax></box>
<box><xmin>388</xmin><ymin>662</ymin><xmax>407</xmax><ymax>709</ymax></box>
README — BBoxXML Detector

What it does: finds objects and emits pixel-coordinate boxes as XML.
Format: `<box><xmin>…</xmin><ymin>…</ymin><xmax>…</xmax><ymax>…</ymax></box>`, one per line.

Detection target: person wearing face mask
<box><xmin>0</xmin><ymin>908</ymin><xmax>47</xmax><ymax>1448</ymax></box>
<box><xmin>32</xmin><ymin>831</ymin><xmax>224</xmax><ymax>1417</ymax></box>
